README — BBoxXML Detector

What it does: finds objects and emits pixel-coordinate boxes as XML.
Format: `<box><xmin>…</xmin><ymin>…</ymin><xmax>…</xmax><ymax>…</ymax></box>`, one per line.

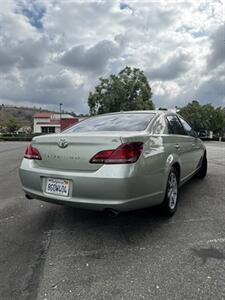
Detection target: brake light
<box><xmin>24</xmin><ymin>144</ymin><xmax>42</xmax><ymax>160</ymax></box>
<box><xmin>90</xmin><ymin>142</ymin><xmax>144</xmax><ymax>164</ymax></box>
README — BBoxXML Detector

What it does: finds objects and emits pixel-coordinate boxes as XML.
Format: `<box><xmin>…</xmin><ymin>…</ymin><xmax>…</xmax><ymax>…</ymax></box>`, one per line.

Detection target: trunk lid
<box><xmin>32</xmin><ymin>132</ymin><xmax>148</xmax><ymax>172</ymax></box>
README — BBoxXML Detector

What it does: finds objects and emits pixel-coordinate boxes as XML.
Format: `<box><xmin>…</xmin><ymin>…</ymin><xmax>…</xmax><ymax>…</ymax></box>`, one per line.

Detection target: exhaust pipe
<box><xmin>25</xmin><ymin>194</ymin><xmax>33</xmax><ymax>200</ymax></box>
<box><xmin>105</xmin><ymin>208</ymin><xmax>120</xmax><ymax>217</ymax></box>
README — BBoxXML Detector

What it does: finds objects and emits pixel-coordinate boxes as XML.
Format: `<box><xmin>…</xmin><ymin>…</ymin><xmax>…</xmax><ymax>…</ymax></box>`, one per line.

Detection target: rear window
<box><xmin>65</xmin><ymin>113</ymin><xmax>155</xmax><ymax>133</ymax></box>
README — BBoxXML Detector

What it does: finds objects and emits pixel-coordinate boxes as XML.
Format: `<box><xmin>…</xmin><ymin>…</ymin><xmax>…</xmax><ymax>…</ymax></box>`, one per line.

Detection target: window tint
<box><xmin>179</xmin><ymin>117</ymin><xmax>196</xmax><ymax>137</ymax></box>
<box><xmin>166</xmin><ymin>115</ymin><xmax>186</xmax><ymax>135</ymax></box>
<box><xmin>65</xmin><ymin>113</ymin><xmax>155</xmax><ymax>133</ymax></box>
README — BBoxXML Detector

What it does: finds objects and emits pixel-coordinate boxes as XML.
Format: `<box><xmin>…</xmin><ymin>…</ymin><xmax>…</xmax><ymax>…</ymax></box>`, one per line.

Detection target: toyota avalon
<box><xmin>19</xmin><ymin>111</ymin><xmax>207</xmax><ymax>216</ymax></box>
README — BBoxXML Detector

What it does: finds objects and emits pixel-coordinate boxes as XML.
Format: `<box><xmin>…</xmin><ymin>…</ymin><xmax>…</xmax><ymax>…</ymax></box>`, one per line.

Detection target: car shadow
<box><xmin>50</xmin><ymin>175</ymin><xmax>210</xmax><ymax>252</ymax></box>
<box><xmin>55</xmin><ymin>204</ymin><xmax>173</xmax><ymax>250</ymax></box>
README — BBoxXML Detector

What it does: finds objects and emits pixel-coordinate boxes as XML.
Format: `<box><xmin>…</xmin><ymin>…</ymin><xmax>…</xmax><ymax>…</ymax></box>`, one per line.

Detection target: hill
<box><xmin>0</xmin><ymin>105</ymin><xmax>54</xmax><ymax>128</ymax></box>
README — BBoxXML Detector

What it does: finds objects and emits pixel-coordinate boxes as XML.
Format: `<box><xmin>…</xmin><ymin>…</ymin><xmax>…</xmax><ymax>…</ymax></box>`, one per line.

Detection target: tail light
<box><xmin>24</xmin><ymin>144</ymin><xmax>42</xmax><ymax>160</ymax></box>
<box><xmin>90</xmin><ymin>142</ymin><xmax>144</xmax><ymax>164</ymax></box>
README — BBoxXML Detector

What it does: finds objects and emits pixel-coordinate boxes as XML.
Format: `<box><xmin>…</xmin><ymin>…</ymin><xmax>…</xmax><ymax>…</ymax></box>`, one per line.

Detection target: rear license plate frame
<box><xmin>45</xmin><ymin>177</ymin><xmax>70</xmax><ymax>197</ymax></box>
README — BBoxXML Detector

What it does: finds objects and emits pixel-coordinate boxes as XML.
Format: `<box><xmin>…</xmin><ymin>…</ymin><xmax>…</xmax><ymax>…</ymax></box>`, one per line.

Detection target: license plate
<box><xmin>45</xmin><ymin>178</ymin><xmax>70</xmax><ymax>197</ymax></box>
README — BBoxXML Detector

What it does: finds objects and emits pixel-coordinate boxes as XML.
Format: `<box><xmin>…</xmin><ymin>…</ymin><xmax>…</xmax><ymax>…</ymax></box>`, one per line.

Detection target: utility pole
<box><xmin>59</xmin><ymin>103</ymin><xmax>62</xmax><ymax>132</ymax></box>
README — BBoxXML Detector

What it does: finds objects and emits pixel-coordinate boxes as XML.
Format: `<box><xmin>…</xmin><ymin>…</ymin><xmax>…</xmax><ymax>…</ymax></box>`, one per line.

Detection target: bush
<box><xmin>0</xmin><ymin>133</ymin><xmax>43</xmax><ymax>141</ymax></box>
<box><xmin>1</xmin><ymin>136</ymin><xmax>32</xmax><ymax>141</ymax></box>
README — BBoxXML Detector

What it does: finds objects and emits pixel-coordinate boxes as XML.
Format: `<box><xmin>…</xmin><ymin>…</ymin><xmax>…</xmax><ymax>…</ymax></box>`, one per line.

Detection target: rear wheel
<box><xmin>161</xmin><ymin>167</ymin><xmax>179</xmax><ymax>217</ymax></box>
<box><xmin>196</xmin><ymin>152</ymin><xmax>207</xmax><ymax>179</ymax></box>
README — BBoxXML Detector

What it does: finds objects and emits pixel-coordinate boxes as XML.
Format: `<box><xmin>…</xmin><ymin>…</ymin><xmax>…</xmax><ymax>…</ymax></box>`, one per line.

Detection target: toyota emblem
<box><xmin>58</xmin><ymin>138</ymin><xmax>69</xmax><ymax>148</ymax></box>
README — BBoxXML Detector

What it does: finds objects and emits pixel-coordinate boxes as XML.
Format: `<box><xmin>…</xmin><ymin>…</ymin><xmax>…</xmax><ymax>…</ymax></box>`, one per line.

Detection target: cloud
<box><xmin>37</xmin><ymin>70</ymin><xmax>84</xmax><ymax>90</ymax></box>
<box><xmin>16</xmin><ymin>0</ymin><xmax>46</xmax><ymax>29</ymax></box>
<box><xmin>207</xmin><ymin>25</ymin><xmax>225</xmax><ymax>69</ymax></box>
<box><xmin>0</xmin><ymin>46</ymin><xmax>19</xmax><ymax>73</ymax></box>
<box><xmin>0</xmin><ymin>37</ymin><xmax>49</xmax><ymax>72</ymax></box>
<box><xmin>0</xmin><ymin>1</ymin><xmax>38</xmax><ymax>40</ymax></box>
<box><xmin>0</xmin><ymin>68</ymin><xmax>88</xmax><ymax>113</ymax></box>
<box><xmin>147</xmin><ymin>51</ymin><xmax>191</xmax><ymax>81</ymax></box>
<box><xmin>195</xmin><ymin>76</ymin><xmax>225</xmax><ymax>106</ymax></box>
<box><xmin>59</xmin><ymin>40</ymin><xmax>121</xmax><ymax>73</ymax></box>
<box><xmin>119</xmin><ymin>2</ymin><xmax>134</xmax><ymax>14</ymax></box>
<box><xmin>16</xmin><ymin>37</ymin><xmax>49</xmax><ymax>68</ymax></box>
<box><xmin>0</xmin><ymin>0</ymin><xmax>224</xmax><ymax>113</ymax></box>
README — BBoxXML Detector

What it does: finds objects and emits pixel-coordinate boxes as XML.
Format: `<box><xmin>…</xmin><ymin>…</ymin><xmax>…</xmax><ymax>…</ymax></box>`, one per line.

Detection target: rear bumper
<box><xmin>22</xmin><ymin>187</ymin><xmax>163</xmax><ymax>211</ymax></box>
<box><xmin>19</xmin><ymin>159</ymin><xmax>164</xmax><ymax>211</ymax></box>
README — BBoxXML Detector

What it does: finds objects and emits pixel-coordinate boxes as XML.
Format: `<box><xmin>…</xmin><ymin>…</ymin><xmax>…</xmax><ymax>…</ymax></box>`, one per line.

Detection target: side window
<box><xmin>179</xmin><ymin>117</ymin><xmax>197</xmax><ymax>137</ymax></box>
<box><xmin>166</xmin><ymin>115</ymin><xmax>186</xmax><ymax>135</ymax></box>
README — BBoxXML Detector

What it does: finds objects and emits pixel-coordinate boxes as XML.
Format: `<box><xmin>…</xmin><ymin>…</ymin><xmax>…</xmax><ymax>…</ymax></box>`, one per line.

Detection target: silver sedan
<box><xmin>19</xmin><ymin>111</ymin><xmax>207</xmax><ymax>216</ymax></box>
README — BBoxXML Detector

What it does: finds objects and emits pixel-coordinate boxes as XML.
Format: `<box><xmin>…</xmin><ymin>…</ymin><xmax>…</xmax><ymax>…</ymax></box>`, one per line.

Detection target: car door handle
<box><xmin>175</xmin><ymin>144</ymin><xmax>180</xmax><ymax>150</ymax></box>
<box><xmin>192</xmin><ymin>143</ymin><xmax>195</xmax><ymax>147</ymax></box>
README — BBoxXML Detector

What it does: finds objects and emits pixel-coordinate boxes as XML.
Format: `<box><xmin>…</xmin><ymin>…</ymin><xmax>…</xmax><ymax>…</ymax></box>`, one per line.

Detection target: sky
<box><xmin>0</xmin><ymin>0</ymin><xmax>224</xmax><ymax>114</ymax></box>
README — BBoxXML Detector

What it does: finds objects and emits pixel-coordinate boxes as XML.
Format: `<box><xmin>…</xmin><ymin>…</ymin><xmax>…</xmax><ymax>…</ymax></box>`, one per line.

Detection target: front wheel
<box><xmin>161</xmin><ymin>167</ymin><xmax>179</xmax><ymax>217</ymax></box>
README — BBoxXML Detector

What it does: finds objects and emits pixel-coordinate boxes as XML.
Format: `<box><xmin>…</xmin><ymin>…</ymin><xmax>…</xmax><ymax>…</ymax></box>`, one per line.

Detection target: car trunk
<box><xmin>32</xmin><ymin>132</ymin><xmax>148</xmax><ymax>172</ymax></box>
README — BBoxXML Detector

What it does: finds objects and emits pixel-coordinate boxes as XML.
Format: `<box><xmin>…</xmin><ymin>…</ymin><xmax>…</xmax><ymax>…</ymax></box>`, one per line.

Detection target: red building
<box><xmin>33</xmin><ymin>112</ymin><xmax>78</xmax><ymax>134</ymax></box>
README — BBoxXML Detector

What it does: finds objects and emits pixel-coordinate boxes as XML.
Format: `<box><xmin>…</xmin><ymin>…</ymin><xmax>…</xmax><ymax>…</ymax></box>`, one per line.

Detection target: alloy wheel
<box><xmin>167</xmin><ymin>172</ymin><xmax>178</xmax><ymax>210</ymax></box>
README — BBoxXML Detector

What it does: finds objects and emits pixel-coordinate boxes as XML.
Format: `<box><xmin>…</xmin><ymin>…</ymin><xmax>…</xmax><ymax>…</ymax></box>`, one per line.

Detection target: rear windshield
<box><xmin>65</xmin><ymin>113</ymin><xmax>155</xmax><ymax>132</ymax></box>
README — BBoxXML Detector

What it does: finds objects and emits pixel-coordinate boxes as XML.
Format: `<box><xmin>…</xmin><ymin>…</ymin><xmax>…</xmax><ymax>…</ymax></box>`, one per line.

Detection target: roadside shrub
<box><xmin>0</xmin><ymin>133</ymin><xmax>44</xmax><ymax>141</ymax></box>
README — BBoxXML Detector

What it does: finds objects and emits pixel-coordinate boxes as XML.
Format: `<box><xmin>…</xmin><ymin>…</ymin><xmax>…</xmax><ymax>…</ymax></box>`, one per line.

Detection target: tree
<box><xmin>209</xmin><ymin>107</ymin><xmax>225</xmax><ymax>133</ymax></box>
<box><xmin>88</xmin><ymin>66</ymin><xmax>154</xmax><ymax>115</ymax></box>
<box><xmin>179</xmin><ymin>101</ymin><xmax>204</xmax><ymax>131</ymax></box>
<box><xmin>5</xmin><ymin>118</ymin><xmax>20</xmax><ymax>133</ymax></box>
<box><xmin>179</xmin><ymin>101</ymin><xmax>225</xmax><ymax>133</ymax></box>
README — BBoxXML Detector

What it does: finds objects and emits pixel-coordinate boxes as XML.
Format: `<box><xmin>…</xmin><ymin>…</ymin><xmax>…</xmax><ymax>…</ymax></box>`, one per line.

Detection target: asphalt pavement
<box><xmin>0</xmin><ymin>141</ymin><xmax>225</xmax><ymax>300</ymax></box>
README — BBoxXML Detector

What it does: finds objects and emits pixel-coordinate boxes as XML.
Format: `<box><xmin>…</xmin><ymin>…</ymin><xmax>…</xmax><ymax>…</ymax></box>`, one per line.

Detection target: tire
<box><xmin>161</xmin><ymin>167</ymin><xmax>179</xmax><ymax>217</ymax></box>
<box><xmin>196</xmin><ymin>152</ymin><xmax>207</xmax><ymax>179</ymax></box>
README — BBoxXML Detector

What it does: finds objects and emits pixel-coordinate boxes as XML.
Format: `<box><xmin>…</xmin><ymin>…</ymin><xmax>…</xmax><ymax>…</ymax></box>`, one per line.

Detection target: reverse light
<box><xmin>90</xmin><ymin>142</ymin><xmax>144</xmax><ymax>164</ymax></box>
<box><xmin>24</xmin><ymin>144</ymin><xmax>42</xmax><ymax>160</ymax></box>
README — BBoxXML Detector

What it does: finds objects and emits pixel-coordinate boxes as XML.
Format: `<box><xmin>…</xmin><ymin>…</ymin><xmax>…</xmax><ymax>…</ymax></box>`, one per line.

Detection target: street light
<box><xmin>59</xmin><ymin>103</ymin><xmax>63</xmax><ymax>132</ymax></box>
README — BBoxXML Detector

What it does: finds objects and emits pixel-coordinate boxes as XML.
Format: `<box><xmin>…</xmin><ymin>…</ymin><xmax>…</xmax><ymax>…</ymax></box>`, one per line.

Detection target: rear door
<box><xmin>166</xmin><ymin>115</ymin><xmax>194</xmax><ymax>180</ymax></box>
<box><xmin>178</xmin><ymin>116</ymin><xmax>203</xmax><ymax>170</ymax></box>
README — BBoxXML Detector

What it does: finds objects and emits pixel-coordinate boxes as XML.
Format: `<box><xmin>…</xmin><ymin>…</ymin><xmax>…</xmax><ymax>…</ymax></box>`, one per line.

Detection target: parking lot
<box><xmin>0</xmin><ymin>141</ymin><xmax>225</xmax><ymax>300</ymax></box>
